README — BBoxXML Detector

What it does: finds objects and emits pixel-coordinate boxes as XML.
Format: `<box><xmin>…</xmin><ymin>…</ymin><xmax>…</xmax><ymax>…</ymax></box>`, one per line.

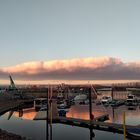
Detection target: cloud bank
<box><xmin>1</xmin><ymin>57</ymin><xmax>140</xmax><ymax>80</ymax></box>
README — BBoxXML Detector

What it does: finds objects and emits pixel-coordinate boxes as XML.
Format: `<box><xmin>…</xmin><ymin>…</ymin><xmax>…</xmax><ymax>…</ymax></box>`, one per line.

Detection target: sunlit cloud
<box><xmin>0</xmin><ymin>57</ymin><xmax>140</xmax><ymax>80</ymax></box>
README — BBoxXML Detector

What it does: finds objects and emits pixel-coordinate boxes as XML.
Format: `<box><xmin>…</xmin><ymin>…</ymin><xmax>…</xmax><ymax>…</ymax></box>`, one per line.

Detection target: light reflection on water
<box><xmin>67</xmin><ymin>104</ymin><xmax>140</xmax><ymax>126</ymax></box>
<box><xmin>0</xmin><ymin>104</ymin><xmax>139</xmax><ymax>140</ymax></box>
<box><xmin>66</xmin><ymin>89</ymin><xmax>140</xmax><ymax>126</ymax></box>
<box><xmin>13</xmin><ymin>108</ymin><xmax>37</xmax><ymax>120</ymax></box>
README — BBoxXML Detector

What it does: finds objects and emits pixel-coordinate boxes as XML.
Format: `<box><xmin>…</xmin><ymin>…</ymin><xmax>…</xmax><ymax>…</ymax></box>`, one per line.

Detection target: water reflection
<box><xmin>0</xmin><ymin>112</ymin><xmax>46</xmax><ymax>140</ymax></box>
<box><xmin>13</xmin><ymin>108</ymin><xmax>37</xmax><ymax>120</ymax></box>
<box><xmin>52</xmin><ymin>124</ymin><xmax>124</xmax><ymax>140</ymax></box>
<box><xmin>0</xmin><ymin>104</ymin><xmax>135</xmax><ymax>140</ymax></box>
<box><xmin>67</xmin><ymin>104</ymin><xmax>140</xmax><ymax>126</ymax></box>
<box><xmin>89</xmin><ymin>128</ymin><xmax>95</xmax><ymax>140</ymax></box>
<box><xmin>0</xmin><ymin>92</ymin><xmax>140</xmax><ymax>140</ymax></box>
<box><xmin>8</xmin><ymin>103</ymin><xmax>140</xmax><ymax>126</ymax></box>
<box><xmin>67</xmin><ymin>104</ymin><xmax>104</xmax><ymax>120</ymax></box>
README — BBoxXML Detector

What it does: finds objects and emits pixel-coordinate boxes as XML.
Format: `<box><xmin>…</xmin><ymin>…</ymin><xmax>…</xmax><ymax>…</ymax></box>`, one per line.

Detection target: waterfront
<box><xmin>0</xmin><ymin>91</ymin><xmax>140</xmax><ymax>140</ymax></box>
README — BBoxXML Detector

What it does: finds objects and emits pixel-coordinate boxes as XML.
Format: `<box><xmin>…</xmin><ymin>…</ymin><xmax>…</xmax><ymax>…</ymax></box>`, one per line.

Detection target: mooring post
<box><xmin>123</xmin><ymin>112</ymin><xmax>126</xmax><ymax>140</ymax></box>
<box><xmin>89</xmin><ymin>87</ymin><xmax>92</xmax><ymax>121</ymax></box>
<box><xmin>111</xmin><ymin>86</ymin><xmax>114</xmax><ymax>100</ymax></box>
<box><xmin>50</xmin><ymin>86</ymin><xmax>53</xmax><ymax>140</ymax></box>
<box><xmin>89</xmin><ymin>86</ymin><xmax>95</xmax><ymax>139</ymax></box>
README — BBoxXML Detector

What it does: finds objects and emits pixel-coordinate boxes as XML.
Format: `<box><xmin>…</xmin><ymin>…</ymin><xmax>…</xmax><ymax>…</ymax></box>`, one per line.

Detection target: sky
<box><xmin>0</xmin><ymin>0</ymin><xmax>140</xmax><ymax>83</ymax></box>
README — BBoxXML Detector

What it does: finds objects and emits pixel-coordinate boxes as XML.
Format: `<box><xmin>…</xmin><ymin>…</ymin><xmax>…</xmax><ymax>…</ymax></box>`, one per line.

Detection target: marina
<box><xmin>1</xmin><ymin>0</ymin><xmax>140</xmax><ymax>139</ymax></box>
<box><xmin>0</xmin><ymin>96</ymin><xmax>140</xmax><ymax>140</ymax></box>
<box><xmin>0</xmin><ymin>82</ymin><xmax>140</xmax><ymax>140</ymax></box>
<box><xmin>0</xmin><ymin>76</ymin><xmax>140</xmax><ymax>140</ymax></box>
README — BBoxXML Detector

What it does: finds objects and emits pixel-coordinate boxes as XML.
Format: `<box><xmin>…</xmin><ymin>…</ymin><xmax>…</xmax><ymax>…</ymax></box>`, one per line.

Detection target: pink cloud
<box><xmin>0</xmin><ymin>57</ymin><xmax>140</xmax><ymax>80</ymax></box>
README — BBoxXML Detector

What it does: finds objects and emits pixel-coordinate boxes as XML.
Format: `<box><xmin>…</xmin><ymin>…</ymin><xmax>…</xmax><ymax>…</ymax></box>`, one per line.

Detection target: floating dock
<box><xmin>33</xmin><ymin>100</ymin><xmax>140</xmax><ymax>140</ymax></box>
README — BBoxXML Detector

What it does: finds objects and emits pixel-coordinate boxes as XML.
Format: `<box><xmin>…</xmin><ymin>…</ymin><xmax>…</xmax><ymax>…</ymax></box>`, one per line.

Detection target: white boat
<box><xmin>57</xmin><ymin>103</ymin><xmax>69</xmax><ymax>112</ymax></box>
<box><xmin>126</xmin><ymin>94</ymin><xmax>137</xmax><ymax>106</ymax></box>
<box><xmin>40</xmin><ymin>106</ymin><xmax>47</xmax><ymax>111</ymax></box>
<box><xmin>101</xmin><ymin>96</ymin><xmax>112</xmax><ymax>104</ymax></box>
<box><xmin>74</xmin><ymin>94</ymin><xmax>87</xmax><ymax>102</ymax></box>
<box><xmin>57</xmin><ymin>93</ymin><xmax>64</xmax><ymax>99</ymax></box>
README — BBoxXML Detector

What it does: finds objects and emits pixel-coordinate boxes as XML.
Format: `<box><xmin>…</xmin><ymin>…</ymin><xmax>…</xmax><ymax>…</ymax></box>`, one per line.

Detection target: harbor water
<box><xmin>0</xmin><ymin>91</ymin><xmax>140</xmax><ymax>140</ymax></box>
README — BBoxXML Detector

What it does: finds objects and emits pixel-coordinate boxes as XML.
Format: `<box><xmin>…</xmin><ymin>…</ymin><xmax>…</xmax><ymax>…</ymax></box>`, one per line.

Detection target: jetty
<box><xmin>33</xmin><ymin>86</ymin><xmax>140</xmax><ymax>140</ymax></box>
<box><xmin>34</xmin><ymin>99</ymin><xmax>140</xmax><ymax>140</ymax></box>
<box><xmin>0</xmin><ymin>100</ymin><xmax>33</xmax><ymax>115</ymax></box>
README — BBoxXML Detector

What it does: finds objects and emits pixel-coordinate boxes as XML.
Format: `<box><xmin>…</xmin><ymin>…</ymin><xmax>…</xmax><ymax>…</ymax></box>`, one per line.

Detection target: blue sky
<box><xmin>0</xmin><ymin>0</ymin><xmax>140</xmax><ymax>67</ymax></box>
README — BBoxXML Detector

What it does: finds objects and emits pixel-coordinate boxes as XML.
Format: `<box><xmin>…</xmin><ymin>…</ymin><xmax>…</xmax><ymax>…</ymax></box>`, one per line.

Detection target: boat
<box><xmin>126</xmin><ymin>94</ymin><xmax>138</xmax><ymax>106</ymax></box>
<box><xmin>40</xmin><ymin>104</ymin><xmax>47</xmax><ymax>111</ymax></box>
<box><xmin>35</xmin><ymin>98</ymin><xmax>47</xmax><ymax>111</ymax></box>
<box><xmin>127</xmin><ymin>106</ymin><xmax>137</xmax><ymax>110</ymax></box>
<box><xmin>74</xmin><ymin>94</ymin><xmax>87</xmax><ymax>103</ymax></box>
<box><xmin>101</xmin><ymin>96</ymin><xmax>112</xmax><ymax>104</ymax></box>
<box><xmin>57</xmin><ymin>102</ymin><xmax>69</xmax><ymax>112</ymax></box>
<box><xmin>103</xmin><ymin>102</ymin><xmax>110</xmax><ymax>107</ymax></box>
<box><xmin>79</xmin><ymin>99</ymin><xmax>89</xmax><ymax>105</ymax></box>
<box><xmin>110</xmin><ymin>100</ymin><xmax>125</xmax><ymax>107</ymax></box>
<box><xmin>127</xmin><ymin>127</ymin><xmax>140</xmax><ymax>140</ymax></box>
<box><xmin>57</xmin><ymin>93</ymin><xmax>64</xmax><ymax>100</ymax></box>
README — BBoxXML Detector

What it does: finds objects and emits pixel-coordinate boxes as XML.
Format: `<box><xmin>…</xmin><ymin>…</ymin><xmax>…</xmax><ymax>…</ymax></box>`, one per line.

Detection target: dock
<box><xmin>34</xmin><ymin>112</ymin><xmax>140</xmax><ymax>139</ymax></box>
<box><xmin>0</xmin><ymin>100</ymin><xmax>33</xmax><ymax>115</ymax></box>
<box><xmin>58</xmin><ymin>117</ymin><xmax>140</xmax><ymax>140</ymax></box>
<box><xmin>33</xmin><ymin>100</ymin><xmax>140</xmax><ymax>140</ymax></box>
<box><xmin>0</xmin><ymin>101</ymin><xmax>21</xmax><ymax>115</ymax></box>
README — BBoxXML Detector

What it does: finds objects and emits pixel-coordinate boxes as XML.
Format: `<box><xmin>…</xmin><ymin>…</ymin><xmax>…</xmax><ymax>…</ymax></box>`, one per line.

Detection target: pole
<box><xmin>50</xmin><ymin>86</ymin><xmax>53</xmax><ymax>140</ymax></box>
<box><xmin>111</xmin><ymin>86</ymin><xmax>114</xmax><ymax>100</ymax></box>
<box><xmin>123</xmin><ymin>112</ymin><xmax>126</xmax><ymax>140</ymax></box>
<box><xmin>46</xmin><ymin>86</ymin><xmax>49</xmax><ymax>140</ymax></box>
<box><xmin>112</xmin><ymin>107</ymin><xmax>115</xmax><ymax>122</ymax></box>
<box><xmin>89</xmin><ymin>86</ymin><xmax>94</xmax><ymax>140</ymax></box>
<box><xmin>89</xmin><ymin>87</ymin><xmax>92</xmax><ymax>121</ymax></box>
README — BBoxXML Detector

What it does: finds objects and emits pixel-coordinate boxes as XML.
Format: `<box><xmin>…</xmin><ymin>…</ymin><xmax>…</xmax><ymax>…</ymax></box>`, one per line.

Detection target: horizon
<box><xmin>1</xmin><ymin>79</ymin><xmax>140</xmax><ymax>86</ymax></box>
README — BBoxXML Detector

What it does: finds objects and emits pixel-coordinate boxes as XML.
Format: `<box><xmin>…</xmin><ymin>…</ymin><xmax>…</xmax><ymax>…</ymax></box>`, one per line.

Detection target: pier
<box><xmin>34</xmin><ymin>110</ymin><xmax>140</xmax><ymax>140</ymax></box>
<box><xmin>34</xmin><ymin>99</ymin><xmax>140</xmax><ymax>140</ymax></box>
<box><xmin>34</xmin><ymin>106</ymin><xmax>140</xmax><ymax>140</ymax></box>
<box><xmin>57</xmin><ymin>117</ymin><xmax>140</xmax><ymax>140</ymax></box>
<box><xmin>33</xmin><ymin>84</ymin><xmax>140</xmax><ymax>140</ymax></box>
<box><xmin>0</xmin><ymin>100</ymin><xmax>33</xmax><ymax>115</ymax></box>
